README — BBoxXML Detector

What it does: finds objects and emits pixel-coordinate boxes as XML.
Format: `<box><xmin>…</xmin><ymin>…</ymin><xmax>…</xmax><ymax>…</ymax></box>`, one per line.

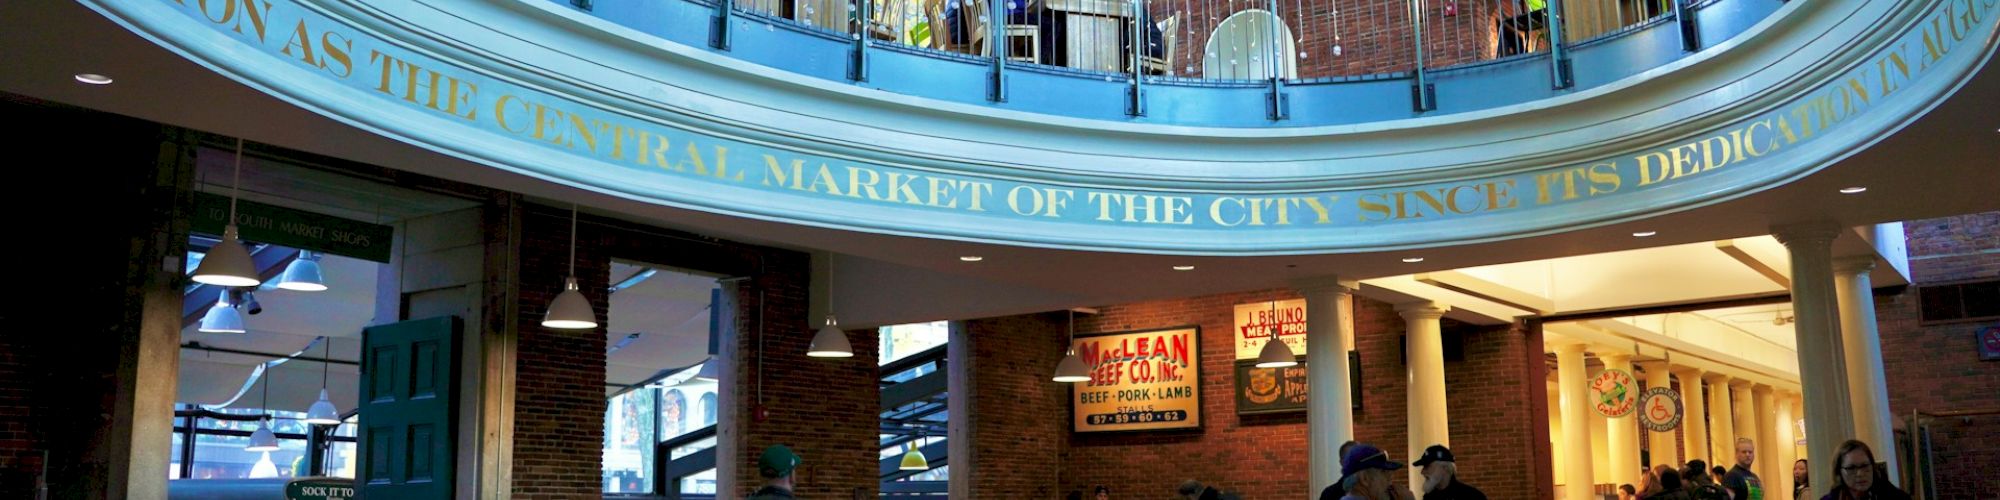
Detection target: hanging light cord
<box><xmin>321</xmin><ymin>337</ymin><xmax>330</xmax><ymax>389</ymax></box>
<box><xmin>568</xmin><ymin>204</ymin><xmax>578</xmax><ymax>278</ymax></box>
<box><xmin>229</xmin><ymin>138</ymin><xmax>243</xmax><ymax>224</ymax></box>
<box><xmin>1066</xmin><ymin>309</ymin><xmax>1075</xmax><ymax>354</ymax></box>
<box><xmin>261</xmin><ymin>361</ymin><xmax>271</xmax><ymax>422</ymax></box>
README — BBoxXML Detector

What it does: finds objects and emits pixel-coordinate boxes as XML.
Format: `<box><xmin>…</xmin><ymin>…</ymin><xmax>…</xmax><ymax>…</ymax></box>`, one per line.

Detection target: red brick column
<box><xmin>957</xmin><ymin>313</ymin><xmax>1071</xmax><ymax>498</ymax></box>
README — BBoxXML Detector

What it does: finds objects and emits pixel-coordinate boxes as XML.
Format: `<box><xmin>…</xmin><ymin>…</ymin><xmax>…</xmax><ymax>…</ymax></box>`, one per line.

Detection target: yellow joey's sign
<box><xmin>1070</xmin><ymin>327</ymin><xmax>1201</xmax><ymax>432</ymax></box>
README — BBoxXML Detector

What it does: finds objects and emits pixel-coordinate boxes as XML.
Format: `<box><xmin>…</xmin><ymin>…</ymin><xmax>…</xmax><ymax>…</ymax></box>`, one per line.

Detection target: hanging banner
<box><xmin>1592</xmin><ymin>368</ymin><xmax>1639</xmax><ymax>418</ymax></box>
<box><xmin>1071</xmin><ymin>327</ymin><xmax>1201</xmax><ymax>432</ymax></box>
<box><xmin>1232</xmin><ymin>299</ymin><xmax>1306</xmax><ymax>360</ymax></box>
<box><xmin>1639</xmin><ymin>387</ymin><xmax>1683</xmax><ymax>432</ymax></box>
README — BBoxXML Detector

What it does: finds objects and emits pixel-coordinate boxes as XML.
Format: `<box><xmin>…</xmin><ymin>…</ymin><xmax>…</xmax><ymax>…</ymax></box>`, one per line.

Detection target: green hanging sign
<box><xmin>285</xmin><ymin>477</ymin><xmax>358</xmax><ymax>500</ymax></box>
<box><xmin>191</xmin><ymin>192</ymin><xmax>394</xmax><ymax>263</ymax></box>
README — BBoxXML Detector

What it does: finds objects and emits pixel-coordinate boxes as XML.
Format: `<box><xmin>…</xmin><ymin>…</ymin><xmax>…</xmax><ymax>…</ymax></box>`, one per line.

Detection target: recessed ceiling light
<box><xmin>1632</xmin><ymin>231</ymin><xmax>1658</xmax><ymax>237</ymax></box>
<box><xmin>959</xmin><ymin>256</ymin><xmax>983</xmax><ymax>262</ymax></box>
<box><xmin>1172</xmin><ymin>265</ymin><xmax>1195</xmax><ymax>271</ymax></box>
<box><xmin>1401</xmin><ymin>257</ymin><xmax>1425</xmax><ymax>263</ymax></box>
<box><xmin>74</xmin><ymin>73</ymin><xmax>113</xmax><ymax>85</ymax></box>
<box><xmin>1838</xmin><ymin>186</ymin><xmax>1868</xmax><ymax>194</ymax></box>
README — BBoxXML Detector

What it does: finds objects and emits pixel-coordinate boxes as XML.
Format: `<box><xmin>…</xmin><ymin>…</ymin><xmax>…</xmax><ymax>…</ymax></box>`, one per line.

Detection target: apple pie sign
<box><xmin>1639</xmin><ymin>387</ymin><xmax>1685</xmax><ymax>432</ymax></box>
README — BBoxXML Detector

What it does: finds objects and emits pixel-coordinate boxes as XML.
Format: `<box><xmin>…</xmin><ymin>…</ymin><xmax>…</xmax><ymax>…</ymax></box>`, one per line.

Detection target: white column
<box><xmin>1399</xmin><ymin>301</ymin><xmax>1452</xmax><ymax>490</ymax></box>
<box><xmin>1834</xmin><ymin>257</ymin><xmax>1900</xmax><ymax>483</ymax></box>
<box><xmin>1731</xmin><ymin>379</ymin><xmax>1758</xmax><ymax>472</ymax></box>
<box><xmin>1704</xmin><ymin>373</ymin><xmax>1736</xmax><ymax>465</ymax></box>
<box><xmin>1674</xmin><ymin>367</ymin><xmax>1710</xmax><ymax>466</ymax></box>
<box><xmin>1638</xmin><ymin>361</ymin><xmax>1679</xmax><ymax>468</ymax></box>
<box><xmin>1298</xmin><ymin>277</ymin><xmax>1359</xmax><ymax>498</ymax></box>
<box><xmin>1774</xmin><ymin>223</ymin><xmax>1857</xmax><ymax>500</ymax></box>
<box><xmin>1604</xmin><ymin>354</ymin><xmax>1640</xmax><ymax>488</ymax></box>
<box><xmin>1773</xmin><ymin>391</ymin><xmax>1799</xmax><ymax>500</ymax></box>
<box><xmin>1557</xmin><ymin>343</ymin><xmax>1596</xmax><ymax>500</ymax></box>
<box><xmin>1753</xmin><ymin>385</ymin><xmax>1779</xmax><ymax>488</ymax></box>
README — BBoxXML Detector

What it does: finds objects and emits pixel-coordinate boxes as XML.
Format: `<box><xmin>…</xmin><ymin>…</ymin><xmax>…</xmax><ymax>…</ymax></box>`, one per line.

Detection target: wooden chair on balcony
<box><xmin>925</xmin><ymin>0</ymin><xmax>989</xmax><ymax>55</ymax></box>
<box><xmin>1140</xmin><ymin>14</ymin><xmax>1179</xmax><ymax>75</ymax></box>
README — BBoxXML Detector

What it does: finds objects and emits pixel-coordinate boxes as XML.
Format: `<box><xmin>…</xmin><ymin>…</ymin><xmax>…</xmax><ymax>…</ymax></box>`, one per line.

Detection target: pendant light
<box><xmin>304</xmin><ymin>337</ymin><xmax>341</xmax><ymax>425</ymax></box>
<box><xmin>1254</xmin><ymin>299</ymin><xmax>1298</xmax><ymax>368</ymax></box>
<box><xmin>898</xmin><ymin>429</ymin><xmax>930</xmax><ymax>471</ymax></box>
<box><xmin>276</xmin><ymin>250</ymin><xmax>327</xmax><ymax>292</ymax></box>
<box><xmin>197</xmin><ymin>294</ymin><xmax>246</xmax><ymax>333</ymax></box>
<box><xmin>245</xmin><ymin>364</ymin><xmax>280</xmax><ymax>452</ymax></box>
<box><xmin>542</xmin><ymin>204</ymin><xmax>597</xmax><ymax>329</ymax></box>
<box><xmin>807</xmin><ymin>255</ymin><xmax>853</xmax><ymax>358</ymax></box>
<box><xmin>192</xmin><ymin>139</ymin><xmax>262</xmax><ymax>287</ymax></box>
<box><xmin>1052</xmin><ymin>309</ymin><xmax>1090</xmax><ymax>382</ymax></box>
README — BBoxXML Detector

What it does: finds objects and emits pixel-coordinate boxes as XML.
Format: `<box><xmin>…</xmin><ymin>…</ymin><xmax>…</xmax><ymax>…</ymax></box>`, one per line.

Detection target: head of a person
<box><xmin>757</xmin><ymin>445</ymin><xmax>800</xmax><ymax>486</ymax></box>
<box><xmin>1413</xmin><ymin>444</ymin><xmax>1456</xmax><ymax>492</ymax></box>
<box><xmin>1094</xmin><ymin>485</ymin><xmax>1110</xmax><ymax>500</ymax></box>
<box><xmin>1794</xmin><ymin>459</ymin><xmax>1809</xmax><ymax>483</ymax></box>
<box><xmin>1339</xmin><ymin>443</ymin><xmax>1404</xmax><ymax>499</ymax></box>
<box><xmin>1339</xmin><ymin>440</ymin><xmax>1358</xmax><ymax>458</ymax></box>
<box><xmin>1735</xmin><ymin>438</ymin><xmax>1756</xmax><ymax>467</ymax></box>
<box><xmin>1658</xmin><ymin>467</ymin><xmax>1684</xmax><ymax>491</ymax></box>
<box><xmin>1712</xmin><ymin>465</ymin><xmax>1727</xmax><ymax>479</ymax></box>
<box><xmin>1176</xmin><ymin>480</ymin><xmax>1203</xmax><ymax>499</ymax></box>
<box><xmin>1832</xmin><ymin>439</ymin><xmax>1877</xmax><ymax>492</ymax></box>
<box><xmin>1683</xmin><ymin>459</ymin><xmax>1709</xmax><ymax>482</ymax></box>
<box><xmin>1618</xmin><ymin>484</ymin><xmax>1636</xmax><ymax>499</ymax></box>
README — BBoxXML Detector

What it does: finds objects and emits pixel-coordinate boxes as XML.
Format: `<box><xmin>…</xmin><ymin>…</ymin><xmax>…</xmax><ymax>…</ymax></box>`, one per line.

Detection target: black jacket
<box><xmin>1423</xmin><ymin>478</ymin><xmax>1487</xmax><ymax>500</ymax></box>
<box><xmin>1818</xmin><ymin>484</ymin><xmax>1913</xmax><ymax>500</ymax></box>
<box><xmin>747</xmin><ymin>486</ymin><xmax>797</xmax><ymax>499</ymax></box>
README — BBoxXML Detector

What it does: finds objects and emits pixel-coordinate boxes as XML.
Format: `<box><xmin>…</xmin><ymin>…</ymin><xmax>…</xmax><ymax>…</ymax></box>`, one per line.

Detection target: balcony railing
<box><xmin>568</xmin><ymin>0</ymin><xmax>1776</xmax><ymax>124</ymax></box>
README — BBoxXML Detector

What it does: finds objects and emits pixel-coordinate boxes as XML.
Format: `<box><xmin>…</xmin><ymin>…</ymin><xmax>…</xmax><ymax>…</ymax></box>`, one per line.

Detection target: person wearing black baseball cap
<box><xmin>1413</xmin><ymin>445</ymin><xmax>1487</xmax><ymax>500</ymax></box>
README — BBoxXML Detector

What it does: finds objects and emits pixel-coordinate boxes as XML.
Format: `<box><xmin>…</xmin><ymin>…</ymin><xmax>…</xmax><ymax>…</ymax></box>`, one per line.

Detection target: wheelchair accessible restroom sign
<box><xmin>1639</xmin><ymin>387</ymin><xmax>1684</xmax><ymax>432</ymax></box>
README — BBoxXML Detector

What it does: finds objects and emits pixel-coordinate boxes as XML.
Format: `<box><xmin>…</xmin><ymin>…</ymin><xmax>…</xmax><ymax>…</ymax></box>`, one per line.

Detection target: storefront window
<box><xmin>879</xmin><ymin>321</ymin><xmax>949</xmax><ymax>366</ymax></box>
<box><xmin>603</xmin><ymin>389</ymin><xmax>656</xmax><ymax>494</ymax></box>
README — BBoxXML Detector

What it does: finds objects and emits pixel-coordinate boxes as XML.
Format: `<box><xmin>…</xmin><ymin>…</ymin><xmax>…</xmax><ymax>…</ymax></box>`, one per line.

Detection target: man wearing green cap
<box><xmin>749</xmin><ymin>445</ymin><xmax>801</xmax><ymax>499</ymax></box>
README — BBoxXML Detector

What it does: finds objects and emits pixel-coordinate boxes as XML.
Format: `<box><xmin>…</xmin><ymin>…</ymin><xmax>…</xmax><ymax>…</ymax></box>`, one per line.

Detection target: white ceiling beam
<box><xmin>1714</xmin><ymin>239</ymin><xmax>1791</xmax><ymax>289</ymax></box>
<box><xmin>1357</xmin><ymin>276</ymin><xmax>1527</xmax><ymax>325</ymax></box>
<box><xmin>1415</xmin><ymin>270</ymin><xmax>1556</xmax><ymax>314</ymax></box>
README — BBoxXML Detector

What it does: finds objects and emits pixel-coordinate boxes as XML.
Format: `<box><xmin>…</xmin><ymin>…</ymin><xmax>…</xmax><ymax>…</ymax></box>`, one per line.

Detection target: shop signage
<box><xmin>124</xmin><ymin>0</ymin><xmax>1997</xmax><ymax>253</ymax></box>
<box><xmin>1071</xmin><ymin>327</ymin><xmax>1201</xmax><ymax>432</ymax></box>
<box><xmin>285</xmin><ymin>478</ymin><xmax>356</xmax><ymax>500</ymax></box>
<box><xmin>1235</xmin><ymin>361</ymin><xmax>1308</xmax><ymax>414</ymax></box>
<box><xmin>1591</xmin><ymin>368</ymin><xmax>1639</xmax><ymax>418</ymax></box>
<box><xmin>1638</xmin><ymin>387</ymin><xmax>1683</xmax><ymax>432</ymax></box>
<box><xmin>1233</xmin><ymin>299</ymin><xmax>1306</xmax><ymax>360</ymax></box>
<box><xmin>1977</xmin><ymin>325</ymin><xmax>2000</xmax><ymax>361</ymax></box>
<box><xmin>192</xmin><ymin>192</ymin><xmax>394</xmax><ymax>263</ymax></box>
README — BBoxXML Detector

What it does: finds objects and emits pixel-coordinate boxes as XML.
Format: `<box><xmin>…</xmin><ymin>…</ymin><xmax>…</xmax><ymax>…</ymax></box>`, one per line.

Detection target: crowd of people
<box><xmin>740</xmin><ymin>433</ymin><xmax>1909</xmax><ymax>499</ymax></box>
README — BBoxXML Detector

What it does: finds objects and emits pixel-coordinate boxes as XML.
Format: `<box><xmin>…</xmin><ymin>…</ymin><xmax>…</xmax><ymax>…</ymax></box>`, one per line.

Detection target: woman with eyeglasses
<box><xmin>1821</xmin><ymin>440</ymin><xmax>1911</xmax><ymax>500</ymax></box>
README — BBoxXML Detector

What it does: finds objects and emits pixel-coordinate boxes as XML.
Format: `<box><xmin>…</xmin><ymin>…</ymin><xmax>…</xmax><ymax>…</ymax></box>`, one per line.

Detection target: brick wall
<box><xmin>510</xmin><ymin>205</ymin><xmax>614</xmax><ymax>499</ymax></box>
<box><xmin>507</xmin><ymin>205</ymin><xmax>878</xmax><ymax>499</ymax></box>
<box><xmin>1041</xmin><ymin>288</ymin><xmax>1544</xmax><ymax>498</ymax></box>
<box><xmin>722</xmin><ymin>259</ymin><xmax>881</xmax><ymax>499</ymax></box>
<box><xmin>1877</xmin><ymin>212</ymin><xmax>2000</xmax><ymax>499</ymax></box>
<box><xmin>961</xmin><ymin>313</ymin><xmax>1070</xmax><ymax>498</ymax></box>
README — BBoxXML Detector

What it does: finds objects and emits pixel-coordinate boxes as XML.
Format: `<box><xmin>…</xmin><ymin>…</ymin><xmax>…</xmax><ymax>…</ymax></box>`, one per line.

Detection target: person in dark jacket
<box><xmin>1721</xmin><ymin>439</ymin><xmax>1765</xmax><ymax>500</ymax></box>
<box><xmin>747</xmin><ymin>445</ymin><xmax>800</xmax><ymax>499</ymax></box>
<box><xmin>1820</xmin><ymin>440</ymin><xmax>1911</xmax><ymax>500</ymax></box>
<box><xmin>1683</xmin><ymin>460</ymin><xmax>1728</xmax><ymax>500</ymax></box>
<box><xmin>1318</xmin><ymin>441</ymin><xmax>1360</xmax><ymax>500</ymax></box>
<box><xmin>1646</xmin><ymin>468</ymin><xmax>1694</xmax><ymax>500</ymax></box>
<box><xmin>1412</xmin><ymin>445</ymin><xmax>1486</xmax><ymax>500</ymax></box>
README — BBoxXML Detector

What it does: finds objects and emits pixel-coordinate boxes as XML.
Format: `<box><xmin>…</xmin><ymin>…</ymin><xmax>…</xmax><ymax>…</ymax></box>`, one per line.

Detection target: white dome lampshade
<box><xmin>275</xmin><ymin>251</ymin><xmax>327</xmax><ymax>291</ymax></box>
<box><xmin>1254</xmin><ymin>335</ymin><xmax>1298</xmax><ymax>368</ymax></box>
<box><xmin>245</xmin><ymin>421</ymin><xmax>281</xmax><ymax>452</ymax></box>
<box><xmin>304</xmin><ymin>389</ymin><xmax>342</xmax><ymax>425</ymax></box>
<box><xmin>192</xmin><ymin>226</ymin><xmax>261</xmax><ymax>287</ymax></box>
<box><xmin>197</xmin><ymin>297</ymin><xmax>246</xmax><ymax>333</ymax></box>
<box><xmin>806</xmin><ymin>315</ymin><xmax>853</xmax><ymax>358</ymax></box>
<box><xmin>1052</xmin><ymin>351</ymin><xmax>1091</xmax><ymax>382</ymax></box>
<box><xmin>541</xmin><ymin>277</ymin><xmax>597</xmax><ymax>329</ymax></box>
<box><xmin>898</xmin><ymin>444</ymin><xmax>930</xmax><ymax>471</ymax></box>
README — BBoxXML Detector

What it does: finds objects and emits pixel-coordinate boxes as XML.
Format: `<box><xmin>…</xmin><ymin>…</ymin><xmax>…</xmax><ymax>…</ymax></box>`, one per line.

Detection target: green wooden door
<box><xmin>357</xmin><ymin>316</ymin><xmax>460</xmax><ymax>499</ymax></box>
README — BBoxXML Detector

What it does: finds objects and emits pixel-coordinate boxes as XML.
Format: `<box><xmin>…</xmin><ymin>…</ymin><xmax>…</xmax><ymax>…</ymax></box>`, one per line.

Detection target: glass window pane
<box><xmin>326</xmin><ymin>421</ymin><xmax>358</xmax><ymax>479</ymax></box>
<box><xmin>603</xmin><ymin>390</ymin><xmax>655</xmax><ymax>494</ymax></box>
<box><xmin>680</xmin><ymin>468</ymin><xmax>717</xmax><ymax>496</ymax></box>
<box><xmin>879</xmin><ymin>321</ymin><xmax>950</xmax><ymax>365</ymax></box>
<box><xmin>658</xmin><ymin>380</ymin><xmax>719</xmax><ymax>444</ymax></box>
